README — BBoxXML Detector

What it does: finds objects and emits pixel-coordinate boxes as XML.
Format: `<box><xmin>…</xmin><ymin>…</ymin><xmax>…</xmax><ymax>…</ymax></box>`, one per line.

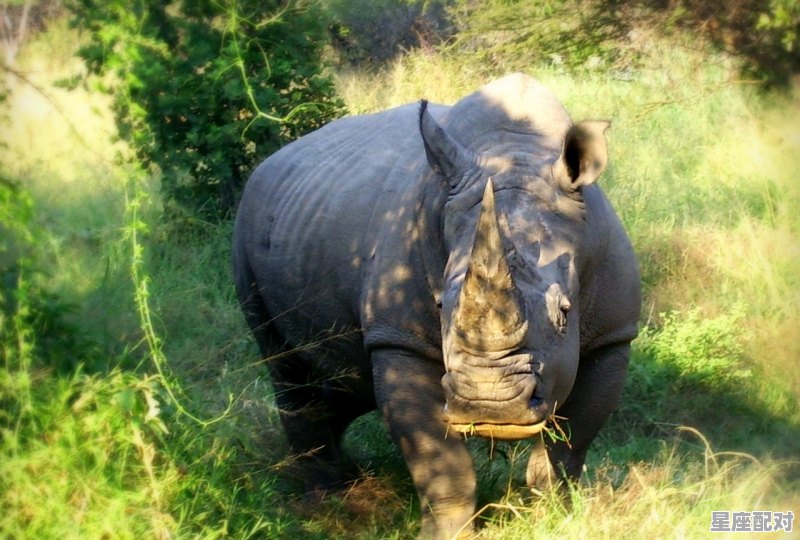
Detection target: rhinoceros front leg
<box><xmin>372</xmin><ymin>349</ymin><xmax>477</xmax><ymax>540</ymax></box>
<box><xmin>527</xmin><ymin>342</ymin><xmax>631</xmax><ymax>491</ymax></box>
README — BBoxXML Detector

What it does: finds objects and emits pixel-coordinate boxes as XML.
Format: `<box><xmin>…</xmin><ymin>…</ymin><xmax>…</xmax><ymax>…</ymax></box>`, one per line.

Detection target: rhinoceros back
<box><xmin>234</xmin><ymin>103</ymin><xmax>434</xmax><ymax>367</ymax></box>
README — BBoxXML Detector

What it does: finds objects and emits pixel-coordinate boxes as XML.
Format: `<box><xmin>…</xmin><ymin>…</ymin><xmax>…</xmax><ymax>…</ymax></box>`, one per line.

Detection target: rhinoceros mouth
<box><xmin>447</xmin><ymin>420</ymin><xmax>547</xmax><ymax>441</ymax></box>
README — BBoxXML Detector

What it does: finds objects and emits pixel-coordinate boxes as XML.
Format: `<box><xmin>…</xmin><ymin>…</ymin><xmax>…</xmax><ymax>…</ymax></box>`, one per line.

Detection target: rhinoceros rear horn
<box><xmin>453</xmin><ymin>179</ymin><xmax>528</xmax><ymax>352</ymax></box>
<box><xmin>419</xmin><ymin>100</ymin><xmax>476</xmax><ymax>186</ymax></box>
<box><xmin>556</xmin><ymin>120</ymin><xmax>610</xmax><ymax>188</ymax></box>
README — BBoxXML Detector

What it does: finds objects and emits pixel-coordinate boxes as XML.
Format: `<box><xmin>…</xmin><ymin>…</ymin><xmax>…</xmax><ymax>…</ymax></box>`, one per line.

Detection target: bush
<box><xmin>659</xmin><ymin>0</ymin><xmax>800</xmax><ymax>86</ymax></box>
<box><xmin>446</xmin><ymin>0</ymin><xmax>631</xmax><ymax>75</ymax></box>
<box><xmin>0</xmin><ymin>177</ymin><xmax>95</xmax><ymax>374</ymax></box>
<box><xmin>641</xmin><ymin>308</ymin><xmax>750</xmax><ymax>389</ymax></box>
<box><xmin>70</xmin><ymin>0</ymin><xmax>345</xmax><ymax>219</ymax></box>
<box><xmin>446</xmin><ymin>0</ymin><xmax>798</xmax><ymax>85</ymax></box>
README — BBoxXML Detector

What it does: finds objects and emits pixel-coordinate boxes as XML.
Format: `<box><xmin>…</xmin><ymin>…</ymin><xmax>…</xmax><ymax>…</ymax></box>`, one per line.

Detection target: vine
<box><xmin>124</xmin><ymin>180</ymin><xmax>237</xmax><ymax>428</ymax></box>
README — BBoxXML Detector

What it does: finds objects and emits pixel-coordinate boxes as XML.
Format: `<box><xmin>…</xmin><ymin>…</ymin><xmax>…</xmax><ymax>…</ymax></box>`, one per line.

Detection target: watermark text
<box><xmin>710</xmin><ymin>511</ymin><xmax>794</xmax><ymax>533</ymax></box>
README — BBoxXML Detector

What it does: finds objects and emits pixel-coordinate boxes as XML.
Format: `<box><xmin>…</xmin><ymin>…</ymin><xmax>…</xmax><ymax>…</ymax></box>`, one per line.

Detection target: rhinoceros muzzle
<box><xmin>441</xmin><ymin>352</ymin><xmax>551</xmax><ymax>440</ymax></box>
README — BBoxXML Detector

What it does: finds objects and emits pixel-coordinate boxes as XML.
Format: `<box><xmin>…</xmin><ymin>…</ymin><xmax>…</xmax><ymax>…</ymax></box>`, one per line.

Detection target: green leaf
<box><xmin>115</xmin><ymin>387</ymin><xmax>136</xmax><ymax>415</ymax></box>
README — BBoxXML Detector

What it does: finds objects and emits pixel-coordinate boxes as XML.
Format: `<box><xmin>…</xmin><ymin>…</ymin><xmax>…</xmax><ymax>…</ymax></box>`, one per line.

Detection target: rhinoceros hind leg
<box><xmin>234</xmin><ymin>258</ymin><xmax>370</xmax><ymax>493</ymax></box>
<box><xmin>269</xmin><ymin>355</ymin><xmax>375</xmax><ymax>493</ymax></box>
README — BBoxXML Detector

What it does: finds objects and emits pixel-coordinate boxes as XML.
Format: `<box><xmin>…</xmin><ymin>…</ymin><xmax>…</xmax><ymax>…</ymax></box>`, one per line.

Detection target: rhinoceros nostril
<box><xmin>528</xmin><ymin>394</ymin><xmax>550</xmax><ymax>422</ymax></box>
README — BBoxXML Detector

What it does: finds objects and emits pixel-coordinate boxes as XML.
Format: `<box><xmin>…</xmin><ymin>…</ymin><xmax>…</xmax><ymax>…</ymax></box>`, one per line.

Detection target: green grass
<box><xmin>2</xmin><ymin>16</ymin><xmax>799</xmax><ymax>540</ymax></box>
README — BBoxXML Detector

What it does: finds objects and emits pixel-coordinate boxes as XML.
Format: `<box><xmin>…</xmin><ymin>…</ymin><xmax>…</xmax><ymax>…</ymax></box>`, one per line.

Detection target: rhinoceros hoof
<box><xmin>448</xmin><ymin>420</ymin><xmax>547</xmax><ymax>441</ymax></box>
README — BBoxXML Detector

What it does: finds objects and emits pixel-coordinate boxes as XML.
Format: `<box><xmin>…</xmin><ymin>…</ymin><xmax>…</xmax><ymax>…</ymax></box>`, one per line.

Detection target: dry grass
<box><xmin>477</xmin><ymin>429</ymin><xmax>798</xmax><ymax>539</ymax></box>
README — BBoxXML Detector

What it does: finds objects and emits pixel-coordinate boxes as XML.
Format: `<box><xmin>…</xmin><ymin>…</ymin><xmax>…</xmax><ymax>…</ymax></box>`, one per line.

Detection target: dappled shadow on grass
<box><xmin>285</xmin><ymin>474</ymin><xmax>416</xmax><ymax>539</ymax></box>
<box><xmin>161</xmin><ymin>302</ymin><xmax>800</xmax><ymax>538</ymax></box>
<box><xmin>166</xmin><ymin>407</ymin><xmax>420</xmax><ymax>539</ymax></box>
<box><xmin>598</xmin><ymin>343</ymin><xmax>800</xmax><ymax>471</ymax></box>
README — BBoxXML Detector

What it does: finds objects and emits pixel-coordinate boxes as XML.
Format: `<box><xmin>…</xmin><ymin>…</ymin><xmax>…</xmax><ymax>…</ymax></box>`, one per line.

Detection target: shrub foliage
<box><xmin>322</xmin><ymin>0</ymin><xmax>452</xmax><ymax>65</ymax></box>
<box><xmin>661</xmin><ymin>0</ymin><xmax>799</xmax><ymax>85</ymax></box>
<box><xmin>70</xmin><ymin>0</ymin><xmax>345</xmax><ymax>218</ymax></box>
<box><xmin>449</xmin><ymin>0</ymin><xmax>798</xmax><ymax>84</ymax></box>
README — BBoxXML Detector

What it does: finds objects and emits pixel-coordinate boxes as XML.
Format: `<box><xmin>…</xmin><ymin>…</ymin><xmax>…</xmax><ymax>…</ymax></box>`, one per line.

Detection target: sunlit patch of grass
<box><xmin>293</xmin><ymin>474</ymin><xmax>415</xmax><ymax>539</ymax></box>
<box><xmin>0</xmin><ymin>359</ymin><xmax>180</xmax><ymax>539</ymax></box>
<box><xmin>636</xmin><ymin>217</ymin><xmax>799</xmax><ymax>397</ymax></box>
<box><xmin>335</xmin><ymin>53</ymin><xmax>485</xmax><ymax>113</ymax></box>
<box><xmin>477</xmin><ymin>431</ymin><xmax>798</xmax><ymax>539</ymax></box>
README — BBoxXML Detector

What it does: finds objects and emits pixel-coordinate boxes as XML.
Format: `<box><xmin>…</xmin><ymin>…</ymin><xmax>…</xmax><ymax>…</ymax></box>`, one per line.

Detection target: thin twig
<box><xmin>636</xmin><ymin>76</ymin><xmax>763</xmax><ymax>120</ymax></box>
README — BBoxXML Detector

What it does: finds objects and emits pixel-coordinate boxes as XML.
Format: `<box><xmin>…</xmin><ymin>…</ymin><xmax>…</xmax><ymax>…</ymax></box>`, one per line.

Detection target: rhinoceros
<box><xmin>233</xmin><ymin>73</ymin><xmax>641</xmax><ymax>539</ymax></box>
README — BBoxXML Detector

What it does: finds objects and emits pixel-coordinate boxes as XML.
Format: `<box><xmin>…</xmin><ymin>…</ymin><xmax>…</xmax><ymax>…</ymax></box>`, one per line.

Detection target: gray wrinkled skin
<box><xmin>233</xmin><ymin>74</ymin><xmax>641</xmax><ymax>539</ymax></box>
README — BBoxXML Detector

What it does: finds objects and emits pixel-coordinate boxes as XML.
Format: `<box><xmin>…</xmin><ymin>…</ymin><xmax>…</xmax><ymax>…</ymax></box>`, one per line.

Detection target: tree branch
<box><xmin>0</xmin><ymin>0</ymin><xmax>32</xmax><ymax>67</ymax></box>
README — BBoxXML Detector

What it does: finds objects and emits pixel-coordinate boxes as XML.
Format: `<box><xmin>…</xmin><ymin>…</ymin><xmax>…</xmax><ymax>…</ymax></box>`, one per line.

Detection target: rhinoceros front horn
<box><xmin>453</xmin><ymin>179</ymin><xmax>528</xmax><ymax>353</ymax></box>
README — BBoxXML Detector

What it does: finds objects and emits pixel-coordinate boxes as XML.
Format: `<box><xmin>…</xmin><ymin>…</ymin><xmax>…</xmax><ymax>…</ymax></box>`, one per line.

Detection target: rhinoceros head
<box><xmin>418</xmin><ymin>76</ymin><xmax>610</xmax><ymax>439</ymax></box>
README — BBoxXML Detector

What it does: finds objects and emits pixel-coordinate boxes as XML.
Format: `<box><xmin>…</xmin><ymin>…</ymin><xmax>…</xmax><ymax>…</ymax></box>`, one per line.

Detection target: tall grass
<box><xmin>1</xmin><ymin>16</ymin><xmax>798</xmax><ymax>540</ymax></box>
<box><xmin>0</xmin><ymin>177</ymin><xmax>177</xmax><ymax>538</ymax></box>
<box><xmin>477</xmin><ymin>432</ymin><xmax>798</xmax><ymax>539</ymax></box>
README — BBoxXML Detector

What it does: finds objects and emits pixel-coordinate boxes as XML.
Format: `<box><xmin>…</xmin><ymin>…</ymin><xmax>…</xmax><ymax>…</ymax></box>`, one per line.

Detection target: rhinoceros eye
<box><xmin>506</xmin><ymin>247</ymin><xmax>522</xmax><ymax>270</ymax></box>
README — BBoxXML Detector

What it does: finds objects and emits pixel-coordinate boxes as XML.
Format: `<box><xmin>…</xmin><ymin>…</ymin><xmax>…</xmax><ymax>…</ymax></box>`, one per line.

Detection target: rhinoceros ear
<box><xmin>419</xmin><ymin>100</ymin><xmax>476</xmax><ymax>185</ymax></box>
<box><xmin>556</xmin><ymin>120</ymin><xmax>610</xmax><ymax>188</ymax></box>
